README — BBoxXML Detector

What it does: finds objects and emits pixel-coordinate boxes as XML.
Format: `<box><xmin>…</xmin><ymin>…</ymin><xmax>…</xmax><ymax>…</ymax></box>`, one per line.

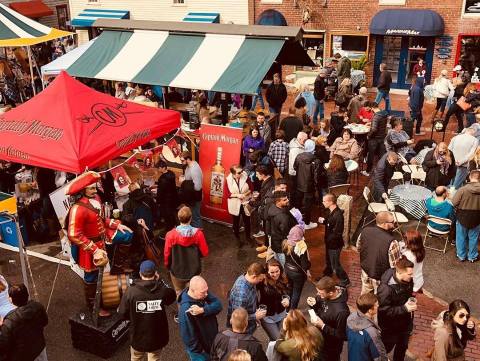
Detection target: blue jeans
<box><xmin>187</xmin><ymin>351</ymin><xmax>209</xmax><ymax>361</ymax></box>
<box><xmin>250</xmin><ymin>86</ymin><xmax>265</xmax><ymax>111</ymax></box>
<box><xmin>191</xmin><ymin>201</ymin><xmax>202</xmax><ymax>228</ymax></box>
<box><xmin>452</xmin><ymin>166</ymin><xmax>469</xmax><ymax>190</ymax></box>
<box><xmin>466</xmin><ymin>113</ymin><xmax>476</xmax><ymax>128</ymax></box>
<box><xmin>375</xmin><ymin>90</ymin><xmax>391</xmax><ymax>113</ymax></box>
<box><xmin>286</xmin><ymin>269</ymin><xmax>306</xmax><ymax>309</ymax></box>
<box><xmin>313</xmin><ymin>100</ymin><xmax>325</xmax><ymax>125</ymax></box>
<box><xmin>455</xmin><ymin>222</ymin><xmax>480</xmax><ymax>261</ymax></box>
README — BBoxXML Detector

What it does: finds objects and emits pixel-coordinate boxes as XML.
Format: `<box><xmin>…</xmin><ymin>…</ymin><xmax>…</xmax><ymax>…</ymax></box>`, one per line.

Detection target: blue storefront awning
<box><xmin>256</xmin><ymin>9</ymin><xmax>288</xmax><ymax>26</ymax></box>
<box><xmin>182</xmin><ymin>12</ymin><xmax>220</xmax><ymax>23</ymax></box>
<box><xmin>370</xmin><ymin>9</ymin><xmax>444</xmax><ymax>37</ymax></box>
<box><xmin>71</xmin><ymin>9</ymin><xmax>129</xmax><ymax>27</ymax></box>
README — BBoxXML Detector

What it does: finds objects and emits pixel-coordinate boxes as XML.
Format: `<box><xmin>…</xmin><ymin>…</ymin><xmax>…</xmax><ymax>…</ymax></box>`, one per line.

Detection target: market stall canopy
<box><xmin>0</xmin><ymin>3</ymin><xmax>71</xmax><ymax>46</ymax></box>
<box><xmin>65</xmin><ymin>19</ymin><xmax>314</xmax><ymax>94</ymax></box>
<box><xmin>9</xmin><ymin>1</ymin><xmax>53</xmax><ymax>19</ymax></box>
<box><xmin>183</xmin><ymin>12</ymin><xmax>220</xmax><ymax>23</ymax></box>
<box><xmin>0</xmin><ymin>71</ymin><xmax>180</xmax><ymax>173</ymax></box>
<box><xmin>40</xmin><ymin>38</ymin><xmax>96</xmax><ymax>77</ymax></box>
<box><xmin>370</xmin><ymin>9</ymin><xmax>444</xmax><ymax>37</ymax></box>
<box><xmin>71</xmin><ymin>9</ymin><xmax>129</xmax><ymax>28</ymax></box>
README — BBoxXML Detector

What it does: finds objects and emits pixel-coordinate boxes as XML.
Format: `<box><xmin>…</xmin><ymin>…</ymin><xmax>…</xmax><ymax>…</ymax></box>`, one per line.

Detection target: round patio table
<box><xmin>389</xmin><ymin>184</ymin><xmax>432</xmax><ymax>220</ymax></box>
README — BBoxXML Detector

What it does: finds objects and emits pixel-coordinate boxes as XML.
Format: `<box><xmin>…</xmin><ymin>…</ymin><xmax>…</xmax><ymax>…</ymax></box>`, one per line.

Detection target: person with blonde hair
<box><xmin>469</xmin><ymin>146</ymin><xmax>480</xmax><ymax>171</ymax></box>
<box><xmin>275</xmin><ymin>309</ymin><xmax>323</xmax><ymax>361</ymax></box>
<box><xmin>423</xmin><ymin>142</ymin><xmax>456</xmax><ymax>190</ymax></box>
<box><xmin>227</xmin><ymin>350</ymin><xmax>251</xmax><ymax>361</ymax></box>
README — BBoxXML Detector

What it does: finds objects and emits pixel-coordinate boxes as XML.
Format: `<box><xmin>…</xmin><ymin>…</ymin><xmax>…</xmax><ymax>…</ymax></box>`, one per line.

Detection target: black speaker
<box><xmin>69</xmin><ymin>311</ymin><xmax>129</xmax><ymax>358</ymax></box>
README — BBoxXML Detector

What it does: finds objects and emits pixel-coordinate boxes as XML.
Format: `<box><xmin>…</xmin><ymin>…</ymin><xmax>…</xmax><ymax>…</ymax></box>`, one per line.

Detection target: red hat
<box><xmin>65</xmin><ymin>171</ymin><xmax>101</xmax><ymax>195</ymax></box>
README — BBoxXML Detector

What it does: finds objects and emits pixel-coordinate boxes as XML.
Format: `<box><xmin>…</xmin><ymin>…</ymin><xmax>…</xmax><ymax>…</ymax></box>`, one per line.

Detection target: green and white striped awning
<box><xmin>66</xmin><ymin>29</ymin><xmax>285</xmax><ymax>94</ymax></box>
<box><xmin>0</xmin><ymin>2</ymin><xmax>72</xmax><ymax>46</ymax></box>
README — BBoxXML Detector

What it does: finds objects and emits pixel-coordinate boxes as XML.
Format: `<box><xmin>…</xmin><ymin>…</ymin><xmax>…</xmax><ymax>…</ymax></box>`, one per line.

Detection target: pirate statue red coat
<box><xmin>65</xmin><ymin>171</ymin><xmax>132</xmax><ymax>316</ymax></box>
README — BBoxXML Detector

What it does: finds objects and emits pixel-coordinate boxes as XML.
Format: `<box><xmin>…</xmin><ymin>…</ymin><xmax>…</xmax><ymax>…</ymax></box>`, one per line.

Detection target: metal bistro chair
<box><xmin>423</xmin><ymin>215</ymin><xmax>453</xmax><ymax>253</ymax></box>
<box><xmin>362</xmin><ymin>186</ymin><xmax>389</xmax><ymax>228</ymax></box>
<box><xmin>329</xmin><ymin>183</ymin><xmax>351</xmax><ymax>198</ymax></box>
<box><xmin>385</xmin><ymin>198</ymin><xmax>409</xmax><ymax>238</ymax></box>
<box><xmin>391</xmin><ymin>171</ymin><xmax>404</xmax><ymax>186</ymax></box>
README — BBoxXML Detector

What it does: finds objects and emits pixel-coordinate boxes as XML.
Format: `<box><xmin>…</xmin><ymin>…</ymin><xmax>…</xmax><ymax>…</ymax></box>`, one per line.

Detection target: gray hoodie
<box><xmin>288</xmin><ymin>138</ymin><xmax>305</xmax><ymax>176</ymax></box>
<box><xmin>346</xmin><ymin>311</ymin><xmax>388</xmax><ymax>361</ymax></box>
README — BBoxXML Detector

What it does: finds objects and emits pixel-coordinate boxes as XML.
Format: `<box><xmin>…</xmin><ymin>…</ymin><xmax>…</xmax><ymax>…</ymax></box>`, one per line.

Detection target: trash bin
<box><xmin>0</xmin><ymin>216</ymin><xmax>19</xmax><ymax>247</ymax></box>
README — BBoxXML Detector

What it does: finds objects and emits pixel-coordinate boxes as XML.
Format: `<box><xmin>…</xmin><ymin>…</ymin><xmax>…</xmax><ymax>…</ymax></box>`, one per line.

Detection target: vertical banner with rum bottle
<box><xmin>199</xmin><ymin>124</ymin><xmax>243</xmax><ymax>225</ymax></box>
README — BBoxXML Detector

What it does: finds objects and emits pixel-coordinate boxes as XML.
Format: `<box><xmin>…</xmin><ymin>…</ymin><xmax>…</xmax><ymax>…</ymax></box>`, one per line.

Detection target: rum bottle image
<box><xmin>210</xmin><ymin>147</ymin><xmax>225</xmax><ymax>205</ymax></box>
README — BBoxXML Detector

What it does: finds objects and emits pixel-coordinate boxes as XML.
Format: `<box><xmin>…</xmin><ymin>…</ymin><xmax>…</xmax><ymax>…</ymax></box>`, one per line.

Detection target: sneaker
<box><xmin>457</xmin><ymin>257</ymin><xmax>466</xmax><ymax>263</ymax></box>
<box><xmin>468</xmin><ymin>257</ymin><xmax>479</xmax><ymax>263</ymax></box>
<box><xmin>361</xmin><ymin>170</ymin><xmax>370</xmax><ymax>177</ymax></box>
<box><xmin>304</xmin><ymin>222</ymin><xmax>318</xmax><ymax>230</ymax></box>
<box><xmin>256</xmin><ymin>245</ymin><xmax>268</xmax><ymax>252</ymax></box>
<box><xmin>253</xmin><ymin>231</ymin><xmax>265</xmax><ymax>238</ymax></box>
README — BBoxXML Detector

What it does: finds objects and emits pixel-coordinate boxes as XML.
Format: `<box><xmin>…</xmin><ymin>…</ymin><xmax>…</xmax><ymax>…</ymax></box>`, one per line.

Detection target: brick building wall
<box><xmin>253</xmin><ymin>0</ymin><xmax>480</xmax><ymax>86</ymax></box>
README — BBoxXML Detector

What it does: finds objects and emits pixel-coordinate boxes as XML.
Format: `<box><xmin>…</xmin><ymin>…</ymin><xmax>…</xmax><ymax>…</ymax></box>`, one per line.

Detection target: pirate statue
<box><xmin>65</xmin><ymin>171</ymin><xmax>132</xmax><ymax>317</ymax></box>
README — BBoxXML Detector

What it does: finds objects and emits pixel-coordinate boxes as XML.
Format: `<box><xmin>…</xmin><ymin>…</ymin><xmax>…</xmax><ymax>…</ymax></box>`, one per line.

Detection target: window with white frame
<box><xmin>173</xmin><ymin>0</ymin><xmax>186</xmax><ymax>4</ymax></box>
<box><xmin>379</xmin><ymin>0</ymin><xmax>406</xmax><ymax>5</ymax></box>
<box><xmin>463</xmin><ymin>0</ymin><xmax>480</xmax><ymax>17</ymax></box>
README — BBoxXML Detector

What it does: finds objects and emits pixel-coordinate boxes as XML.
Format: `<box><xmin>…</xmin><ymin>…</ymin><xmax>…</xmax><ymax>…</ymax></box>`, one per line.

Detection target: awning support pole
<box><xmin>27</xmin><ymin>46</ymin><xmax>36</xmax><ymax>96</ymax></box>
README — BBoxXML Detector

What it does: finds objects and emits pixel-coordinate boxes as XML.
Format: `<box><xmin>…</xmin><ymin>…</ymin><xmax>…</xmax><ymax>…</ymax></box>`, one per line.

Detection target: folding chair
<box><xmin>410</xmin><ymin>169</ymin><xmax>426</xmax><ymax>185</ymax></box>
<box><xmin>362</xmin><ymin>186</ymin><xmax>388</xmax><ymax>227</ymax></box>
<box><xmin>423</xmin><ymin>215</ymin><xmax>453</xmax><ymax>253</ymax></box>
<box><xmin>391</xmin><ymin>171</ymin><xmax>404</xmax><ymax>186</ymax></box>
<box><xmin>385</xmin><ymin>198</ymin><xmax>409</xmax><ymax>238</ymax></box>
<box><xmin>329</xmin><ymin>183</ymin><xmax>351</xmax><ymax>197</ymax></box>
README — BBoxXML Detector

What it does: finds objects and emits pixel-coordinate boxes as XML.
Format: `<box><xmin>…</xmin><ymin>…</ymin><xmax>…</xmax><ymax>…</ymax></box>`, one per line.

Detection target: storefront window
<box><xmin>296</xmin><ymin>31</ymin><xmax>324</xmax><ymax>71</ymax></box>
<box><xmin>463</xmin><ymin>0</ymin><xmax>480</xmax><ymax>17</ymax></box>
<box><xmin>330</xmin><ymin>34</ymin><xmax>368</xmax><ymax>60</ymax></box>
<box><xmin>458</xmin><ymin>35</ymin><xmax>480</xmax><ymax>77</ymax></box>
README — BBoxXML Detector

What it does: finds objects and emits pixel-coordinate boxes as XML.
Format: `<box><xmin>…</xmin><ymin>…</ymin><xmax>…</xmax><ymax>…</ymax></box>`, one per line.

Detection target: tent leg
<box><xmin>27</xmin><ymin>46</ymin><xmax>36</xmax><ymax>96</ymax></box>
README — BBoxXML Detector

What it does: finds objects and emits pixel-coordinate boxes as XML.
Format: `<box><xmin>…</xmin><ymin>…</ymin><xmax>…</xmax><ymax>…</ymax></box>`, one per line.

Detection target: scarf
<box><xmin>293</xmin><ymin>239</ymin><xmax>308</xmax><ymax>256</ymax></box>
<box><xmin>435</xmin><ymin>152</ymin><xmax>451</xmax><ymax>175</ymax></box>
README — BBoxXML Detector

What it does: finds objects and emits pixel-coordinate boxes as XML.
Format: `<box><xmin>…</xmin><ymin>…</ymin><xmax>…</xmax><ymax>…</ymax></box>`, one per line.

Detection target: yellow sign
<box><xmin>0</xmin><ymin>192</ymin><xmax>17</xmax><ymax>215</ymax></box>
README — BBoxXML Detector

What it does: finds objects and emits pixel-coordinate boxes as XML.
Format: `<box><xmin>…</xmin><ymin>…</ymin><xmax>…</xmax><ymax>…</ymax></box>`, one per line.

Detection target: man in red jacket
<box><xmin>164</xmin><ymin>206</ymin><xmax>209</xmax><ymax>297</ymax></box>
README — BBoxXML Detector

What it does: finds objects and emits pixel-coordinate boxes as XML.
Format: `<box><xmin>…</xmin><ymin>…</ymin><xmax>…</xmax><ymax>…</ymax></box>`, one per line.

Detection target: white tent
<box><xmin>41</xmin><ymin>38</ymin><xmax>96</xmax><ymax>77</ymax></box>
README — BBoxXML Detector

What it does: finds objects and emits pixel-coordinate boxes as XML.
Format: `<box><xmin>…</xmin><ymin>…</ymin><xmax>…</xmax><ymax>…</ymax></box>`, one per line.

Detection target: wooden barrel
<box><xmin>101</xmin><ymin>272</ymin><xmax>131</xmax><ymax>308</ymax></box>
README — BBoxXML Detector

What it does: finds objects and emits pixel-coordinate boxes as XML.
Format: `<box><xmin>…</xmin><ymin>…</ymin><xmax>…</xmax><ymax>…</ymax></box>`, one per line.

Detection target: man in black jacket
<box><xmin>293</xmin><ymin>139</ymin><xmax>318</xmax><ymax>229</ymax></box>
<box><xmin>119</xmin><ymin>260</ymin><xmax>176</xmax><ymax>360</ymax></box>
<box><xmin>362</xmin><ymin>105</ymin><xmax>389</xmax><ymax>176</ymax></box>
<box><xmin>318</xmin><ymin>194</ymin><xmax>350</xmax><ymax>287</ymax></box>
<box><xmin>279</xmin><ymin>107</ymin><xmax>304</xmax><ymax>143</ymax></box>
<box><xmin>210</xmin><ymin>308</ymin><xmax>267</xmax><ymax>361</ymax></box>
<box><xmin>357</xmin><ymin>211</ymin><xmax>401</xmax><ymax>295</ymax></box>
<box><xmin>313</xmin><ymin>68</ymin><xmax>327</xmax><ymax>124</ymax></box>
<box><xmin>157</xmin><ymin>160</ymin><xmax>178</xmax><ymax>233</ymax></box>
<box><xmin>265</xmin><ymin>191</ymin><xmax>297</xmax><ymax>265</ymax></box>
<box><xmin>0</xmin><ymin>284</ymin><xmax>48</xmax><ymax>361</ymax></box>
<box><xmin>377</xmin><ymin>257</ymin><xmax>416</xmax><ymax>361</ymax></box>
<box><xmin>249</xmin><ymin>165</ymin><xmax>274</xmax><ymax>238</ymax></box>
<box><xmin>266</xmin><ymin>73</ymin><xmax>287</xmax><ymax>115</ymax></box>
<box><xmin>375</xmin><ymin>63</ymin><xmax>392</xmax><ymax>113</ymax></box>
<box><xmin>308</xmin><ymin>277</ymin><xmax>350</xmax><ymax>361</ymax></box>
<box><xmin>372</xmin><ymin>152</ymin><xmax>399</xmax><ymax>202</ymax></box>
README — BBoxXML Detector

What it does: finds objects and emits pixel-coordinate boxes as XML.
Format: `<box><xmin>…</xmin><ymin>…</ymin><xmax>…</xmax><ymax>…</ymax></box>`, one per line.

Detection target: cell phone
<box><xmin>308</xmin><ymin>309</ymin><xmax>318</xmax><ymax>322</ymax></box>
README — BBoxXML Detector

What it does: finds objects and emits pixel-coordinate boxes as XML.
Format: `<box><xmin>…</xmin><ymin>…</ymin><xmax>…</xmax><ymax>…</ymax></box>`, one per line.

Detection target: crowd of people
<box><xmin>1</xmin><ymin>52</ymin><xmax>480</xmax><ymax>361</ymax></box>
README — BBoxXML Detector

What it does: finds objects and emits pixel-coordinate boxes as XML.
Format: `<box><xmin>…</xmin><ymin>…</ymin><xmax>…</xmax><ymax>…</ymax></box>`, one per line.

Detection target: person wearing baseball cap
<box><xmin>119</xmin><ymin>260</ymin><xmax>176</xmax><ymax>359</ymax></box>
<box><xmin>65</xmin><ymin>171</ymin><xmax>132</xmax><ymax>317</ymax></box>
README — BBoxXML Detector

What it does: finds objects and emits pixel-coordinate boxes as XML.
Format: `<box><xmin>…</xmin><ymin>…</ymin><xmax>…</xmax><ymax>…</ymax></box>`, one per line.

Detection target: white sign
<box><xmin>49</xmin><ymin>184</ymin><xmax>84</xmax><ymax>278</ymax></box>
<box><xmin>136</xmin><ymin>299</ymin><xmax>163</xmax><ymax>313</ymax></box>
<box><xmin>385</xmin><ymin>29</ymin><xmax>420</xmax><ymax>36</ymax></box>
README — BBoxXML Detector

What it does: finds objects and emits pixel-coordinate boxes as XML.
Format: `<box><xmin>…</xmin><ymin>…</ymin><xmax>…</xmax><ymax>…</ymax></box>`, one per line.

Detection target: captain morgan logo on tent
<box><xmin>77</xmin><ymin>102</ymin><xmax>144</xmax><ymax>134</ymax></box>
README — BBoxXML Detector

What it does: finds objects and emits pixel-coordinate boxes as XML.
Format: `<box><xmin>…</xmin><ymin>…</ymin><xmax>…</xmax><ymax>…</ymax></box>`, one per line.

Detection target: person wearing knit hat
<box><xmin>289</xmin><ymin>208</ymin><xmax>306</xmax><ymax>230</ymax></box>
<box><xmin>283</xmin><ymin>224</ymin><xmax>311</xmax><ymax>309</ymax></box>
<box><xmin>293</xmin><ymin>138</ymin><xmax>318</xmax><ymax>230</ymax></box>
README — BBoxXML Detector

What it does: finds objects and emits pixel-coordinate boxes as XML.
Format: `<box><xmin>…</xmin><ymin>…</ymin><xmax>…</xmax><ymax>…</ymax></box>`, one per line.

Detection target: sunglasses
<box><xmin>458</xmin><ymin>312</ymin><xmax>470</xmax><ymax>319</ymax></box>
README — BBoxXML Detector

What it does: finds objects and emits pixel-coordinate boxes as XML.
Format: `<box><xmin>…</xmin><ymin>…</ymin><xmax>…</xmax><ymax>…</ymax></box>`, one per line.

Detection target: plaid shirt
<box><xmin>268</xmin><ymin>140</ymin><xmax>289</xmax><ymax>174</ymax></box>
<box><xmin>227</xmin><ymin>274</ymin><xmax>258</xmax><ymax>334</ymax></box>
<box><xmin>389</xmin><ymin>240</ymin><xmax>401</xmax><ymax>267</ymax></box>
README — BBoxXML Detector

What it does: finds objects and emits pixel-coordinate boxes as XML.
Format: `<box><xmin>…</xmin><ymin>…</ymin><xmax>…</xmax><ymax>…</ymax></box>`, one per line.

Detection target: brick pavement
<box><xmin>255</xmin><ymin>90</ymin><xmax>479</xmax><ymax>359</ymax></box>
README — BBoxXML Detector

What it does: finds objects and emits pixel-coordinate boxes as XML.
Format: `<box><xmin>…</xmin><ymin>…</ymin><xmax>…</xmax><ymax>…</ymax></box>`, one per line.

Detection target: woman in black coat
<box><xmin>422</xmin><ymin>142</ymin><xmax>456</xmax><ymax>190</ymax></box>
<box><xmin>327</xmin><ymin>154</ymin><xmax>349</xmax><ymax>188</ymax></box>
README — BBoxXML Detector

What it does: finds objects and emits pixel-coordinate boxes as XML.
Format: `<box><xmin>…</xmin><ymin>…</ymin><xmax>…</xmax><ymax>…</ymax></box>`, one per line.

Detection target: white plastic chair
<box><xmin>362</xmin><ymin>186</ymin><xmax>388</xmax><ymax>227</ymax></box>
<box><xmin>423</xmin><ymin>215</ymin><xmax>453</xmax><ymax>253</ymax></box>
<box><xmin>329</xmin><ymin>183</ymin><xmax>351</xmax><ymax>197</ymax></box>
<box><xmin>410</xmin><ymin>169</ymin><xmax>426</xmax><ymax>185</ymax></box>
<box><xmin>391</xmin><ymin>171</ymin><xmax>404</xmax><ymax>185</ymax></box>
<box><xmin>385</xmin><ymin>198</ymin><xmax>409</xmax><ymax>237</ymax></box>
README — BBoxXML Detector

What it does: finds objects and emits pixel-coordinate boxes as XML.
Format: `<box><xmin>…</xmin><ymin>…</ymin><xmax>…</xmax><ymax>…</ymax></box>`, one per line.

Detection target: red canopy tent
<box><xmin>0</xmin><ymin>71</ymin><xmax>180</xmax><ymax>173</ymax></box>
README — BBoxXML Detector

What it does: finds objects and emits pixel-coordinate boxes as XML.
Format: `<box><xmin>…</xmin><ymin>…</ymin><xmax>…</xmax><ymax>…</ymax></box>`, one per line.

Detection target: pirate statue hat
<box><xmin>65</xmin><ymin>171</ymin><xmax>101</xmax><ymax>195</ymax></box>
